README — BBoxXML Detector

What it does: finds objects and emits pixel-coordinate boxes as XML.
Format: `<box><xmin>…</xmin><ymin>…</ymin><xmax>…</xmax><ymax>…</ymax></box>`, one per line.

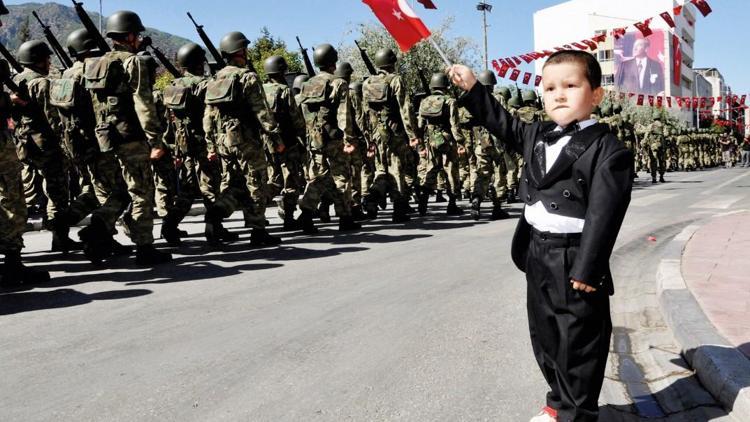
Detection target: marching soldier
<box><xmin>202</xmin><ymin>31</ymin><xmax>284</xmax><ymax>246</ymax></box>
<box><xmin>81</xmin><ymin>10</ymin><xmax>172</xmax><ymax>265</ymax></box>
<box><xmin>296</xmin><ymin>43</ymin><xmax>360</xmax><ymax>233</ymax></box>
<box><xmin>644</xmin><ymin>110</ymin><xmax>667</xmax><ymax>183</ymax></box>
<box><xmin>416</xmin><ymin>73</ymin><xmax>464</xmax><ymax>216</ymax></box>
<box><xmin>361</xmin><ymin>48</ymin><xmax>420</xmax><ymax>222</ymax></box>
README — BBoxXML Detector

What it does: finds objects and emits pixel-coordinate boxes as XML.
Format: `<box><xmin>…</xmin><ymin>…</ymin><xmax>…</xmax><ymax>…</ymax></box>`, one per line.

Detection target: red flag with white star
<box><xmin>363</xmin><ymin>0</ymin><xmax>432</xmax><ymax>52</ymax></box>
<box><xmin>417</xmin><ymin>0</ymin><xmax>437</xmax><ymax>9</ymax></box>
<box><xmin>691</xmin><ymin>0</ymin><xmax>712</xmax><ymax>17</ymax></box>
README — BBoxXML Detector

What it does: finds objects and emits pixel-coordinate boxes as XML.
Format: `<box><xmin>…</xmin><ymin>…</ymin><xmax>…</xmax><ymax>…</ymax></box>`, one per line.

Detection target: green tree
<box><xmin>16</xmin><ymin>16</ymin><xmax>31</xmax><ymax>45</ymax></box>
<box><xmin>154</xmin><ymin>72</ymin><xmax>174</xmax><ymax>92</ymax></box>
<box><xmin>339</xmin><ymin>17</ymin><xmax>480</xmax><ymax>94</ymax></box>
<box><xmin>248</xmin><ymin>27</ymin><xmax>303</xmax><ymax>81</ymax></box>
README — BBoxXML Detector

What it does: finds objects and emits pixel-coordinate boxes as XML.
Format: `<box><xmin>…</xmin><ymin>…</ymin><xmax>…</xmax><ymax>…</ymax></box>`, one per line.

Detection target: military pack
<box><xmin>299</xmin><ymin>75</ymin><xmax>338</xmax><ymax>150</ymax></box>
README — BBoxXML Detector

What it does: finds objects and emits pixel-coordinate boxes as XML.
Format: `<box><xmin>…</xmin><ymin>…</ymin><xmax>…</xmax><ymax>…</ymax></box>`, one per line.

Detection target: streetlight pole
<box><xmin>477</xmin><ymin>2</ymin><xmax>492</xmax><ymax>70</ymax></box>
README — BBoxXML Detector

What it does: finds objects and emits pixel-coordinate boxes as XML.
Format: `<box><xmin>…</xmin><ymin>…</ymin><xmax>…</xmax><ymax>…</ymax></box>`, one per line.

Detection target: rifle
<box><xmin>71</xmin><ymin>1</ymin><xmax>110</xmax><ymax>53</ymax></box>
<box><xmin>354</xmin><ymin>40</ymin><xmax>377</xmax><ymax>76</ymax></box>
<box><xmin>416</xmin><ymin>68</ymin><xmax>430</xmax><ymax>96</ymax></box>
<box><xmin>141</xmin><ymin>36</ymin><xmax>181</xmax><ymax>78</ymax></box>
<box><xmin>295</xmin><ymin>36</ymin><xmax>315</xmax><ymax>77</ymax></box>
<box><xmin>0</xmin><ymin>41</ymin><xmax>22</xmax><ymax>73</ymax></box>
<box><xmin>0</xmin><ymin>59</ymin><xmax>30</xmax><ymax>102</ymax></box>
<box><xmin>32</xmin><ymin>11</ymin><xmax>73</xmax><ymax>69</ymax></box>
<box><xmin>187</xmin><ymin>12</ymin><xmax>225</xmax><ymax>71</ymax></box>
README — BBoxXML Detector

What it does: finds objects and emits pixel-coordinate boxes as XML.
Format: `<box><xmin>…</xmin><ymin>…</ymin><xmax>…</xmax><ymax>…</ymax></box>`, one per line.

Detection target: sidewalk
<box><xmin>682</xmin><ymin>212</ymin><xmax>750</xmax><ymax>358</ymax></box>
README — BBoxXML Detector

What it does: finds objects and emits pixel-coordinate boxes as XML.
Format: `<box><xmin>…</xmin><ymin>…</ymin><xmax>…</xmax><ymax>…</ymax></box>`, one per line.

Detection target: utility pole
<box><xmin>99</xmin><ymin>0</ymin><xmax>102</xmax><ymax>33</ymax></box>
<box><xmin>477</xmin><ymin>2</ymin><xmax>492</xmax><ymax>70</ymax></box>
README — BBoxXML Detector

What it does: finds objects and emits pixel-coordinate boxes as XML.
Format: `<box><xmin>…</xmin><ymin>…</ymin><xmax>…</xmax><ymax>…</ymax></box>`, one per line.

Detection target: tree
<box><xmin>16</xmin><ymin>16</ymin><xmax>31</xmax><ymax>45</ymax></box>
<box><xmin>247</xmin><ymin>27</ymin><xmax>303</xmax><ymax>81</ymax></box>
<box><xmin>339</xmin><ymin>17</ymin><xmax>480</xmax><ymax>94</ymax></box>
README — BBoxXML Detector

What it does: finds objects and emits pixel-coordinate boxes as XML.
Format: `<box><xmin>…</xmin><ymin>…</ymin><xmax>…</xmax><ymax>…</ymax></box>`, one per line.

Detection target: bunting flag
<box><xmin>656</xmin><ymin>96</ymin><xmax>663</xmax><ymax>108</ymax></box>
<box><xmin>509</xmin><ymin>68</ymin><xmax>521</xmax><ymax>81</ymax></box>
<box><xmin>648</xmin><ymin>95</ymin><xmax>655</xmax><ymax>106</ymax></box>
<box><xmin>512</xmin><ymin>56</ymin><xmax>522</xmax><ymax>66</ymax></box>
<box><xmin>534</xmin><ymin>75</ymin><xmax>542</xmax><ymax>87</ymax></box>
<box><xmin>522</xmin><ymin>72</ymin><xmax>532</xmax><ymax>84</ymax></box>
<box><xmin>660</xmin><ymin>12</ymin><xmax>676</xmax><ymax>28</ymax></box>
<box><xmin>674</xmin><ymin>5</ymin><xmax>683</xmax><ymax>15</ymax></box>
<box><xmin>634</xmin><ymin>18</ymin><xmax>653</xmax><ymax>37</ymax></box>
<box><xmin>362</xmin><ymin>0</ymin><xmax>432</xmax><ymax>52</ymax></box>
<box><xmin>700</xmin><ymin>98</ymin><xmax>706</xmax><ymax>108</ymax></box>
<box><xmin>591</xmin><ymin>33</ymin><xmax>607</xmax><ymax>43</ymax></box>
<box><xmin>691</xmin><ymin>0</ymin><xmax>712</xmax><ymax>17</ymax></box>
<box><xmin>581</xmin><ymin>39</ymin><xmax>598</xmax><ymax>50</ymax></box>
<box><xmin>571</xmin><ymin>42</ymin><xmax>588</xmax><ymax>50</ymax></box>
<box><xmin>676</xmin><ymin>97</ymin><xmax>683</xmax><ymax>107</ymax></box>
<box><xmin>498</xmin><ymin>64</ymin><xmax>510</xmax><ymax>77</ymax></box>
<box><xmin>612</xmin><ymin>27</ymin><xmax>627</xmax><ymax>40</ymax></box>
<box><xmin>637</xmin><ymin>94</ymin><xmax>644</xmax><ymax>106</ymax></box>
<box><xmin>417</xmin><ymin>0</ymin><xmax>437</xmax><ymax>9</ymax></box>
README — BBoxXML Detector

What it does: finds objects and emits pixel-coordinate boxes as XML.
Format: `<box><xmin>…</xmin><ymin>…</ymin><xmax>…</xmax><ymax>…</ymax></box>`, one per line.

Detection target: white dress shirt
<box><xmin>636</xmin><ymin>57</ymin><xmax>647</xmax><ymax>89</ymax></box>
<box><xmin>524</xmin><ymin>119</ymin><xmax>597</xmax><ymax>234</ymax></box>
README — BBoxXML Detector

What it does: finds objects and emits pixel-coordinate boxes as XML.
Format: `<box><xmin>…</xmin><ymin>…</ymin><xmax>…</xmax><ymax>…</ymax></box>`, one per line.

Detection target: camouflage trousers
<box><xmin>21</xmin><ymin>163</ymin><xmax>44</xmax><ymax>210</ymax></box>
<box><xmin>418</xmin><ymin>143</ymin><xmax>460</xmax><ymax>195</ymax></box>
<box><xmin>349</xmin><ymin>145</ymin><xmax>365</xmax><ymax>206</ymax></box>
<box><xmin>299</xmin><ymin>139</ymin><xmax>352</xmax><ymax>217</ymax></box>
<box><xmin>0</xmin><ymin>135</ymin><xmax>27</xmax><ymax>253</ymax></box>
<box><xmin>472</xmin><ymin>144</ymin><xmax>503</xmax><ymax>201</ymax></box>
<box><xmin>459</xmin><ymin>146</ymin><xmax>473</xmax><ymax>194</ymax></box>
<box><xmin>267</xmin><ymin>143</ymin><xmax>307</xmax><ymax>210</ymax></box>
<box><xmin>368</xmin><ymin>140</ymin><xmax>411</xmax><ymax>203</ymax></box>
<box><xmin>22</xmin><ymin>147</ymin><xmax>69</xmax><ymax>224</ymax></box>
<box><xmin>112</xmin><ymin>141</ymin><xmax>156</xmax><ymax>246</ymax></box>
<box><xmin>152</xmin><ymin>151</ymin><xmax>198</xmax><ymax>226</ymax></box>
<box><xmin>213</xmin><ymin>142</ymin><xmax>270</xmax><ymax>228</ymax></box>
<box><xmin>85</xmin><ymin>150</ymin><xmax>130</xmax><ymax>235</ymax></box>
<box><xmin>647</xmin><ymin>146</ymin><xmax>667</xmax><ymax>179</ymax></box>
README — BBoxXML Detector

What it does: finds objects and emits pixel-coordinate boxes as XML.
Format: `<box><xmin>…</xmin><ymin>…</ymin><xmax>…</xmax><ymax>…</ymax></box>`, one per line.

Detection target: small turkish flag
<box><xmin>674</xmin><ymin>5</ymin><xmax>683</xmax><ymax>15</ymax></box>
<box><xmin>534</xmin><ymin>75</ymin><xmax>542</xmax><ymax>87</ymax></box>
<box><xmin>522</xmin><ymin>72</ymin><xmax>532</xmax><ymax>85</ymax></box>
<box><xmin>660</xmin><ymin>12</ymin><xmax>676</xmax><ymax>28</ymax></box>
<box><xmin>509</xmin><ymin>68</ymin><xmax>521</xmax><ymax>81</ymax></box>
<box><xmin>417</xmin><ymin>0</ymin><xmax>437</xmax><ymax>9</ymax></box>
<box><xmin>634</xmin><ymin>19</ymin><xmax>653</xmax><ymax>37</ymax></box>
<box><xmin>676</xmin><ymin>97</ymin><xmax>683</xmax><ymax>107</ymax></box>
<box><xmin>691</xmin><ymin>0</ymin><xmax>712</xmax><ymax>17</ymax></box>
<box><xmin>612</xmin><ymin>28</ymin><xmax>627</xmax><ymax>40</ymax></box>
<box><xmin>637</xmin><ymin>94</ymin><xmax>644</xmax><ymax>106</ymax></box>
<box><xmin>648</xmin><ymin>95</ymin><xmax>654</xmax><ymax>106</ymax></box>
<box><xmin>363</xmin><ymin>0</ymin><xmax>432</xmax><ymax>52</ymax></box>
<box><xmin>657</xmin><ymin>96</ymin><xmax>663</xmax><ymax>108</ymax></box>
<box><xmin>581</xmin><ymin>39</ymin><xmax>598</xmax><ymax>50</ymax></box>
<box><xmin>498</xmin><ymin>64</ymin><xmax>510</xmax><ymax>78</ymax></box>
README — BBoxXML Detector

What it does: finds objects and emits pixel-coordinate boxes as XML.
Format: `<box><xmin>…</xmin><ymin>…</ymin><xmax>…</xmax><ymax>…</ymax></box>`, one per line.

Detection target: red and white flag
<box><xmin>691</xmin><ymin>0</ymin><xmax>712</xmax><ymax>17</ymax></box>
<box><xmin>660</xmin><ymin>12</ymin><xmax>676</xmax><ymax>28</ymax></box>
<box><xmin>534</xmin><ymin>75</ymin><xmax>542</xmax><ymax>87</ymax></box>
<box><xmin>417</xmin><ymin>0</ymin><xmax>437</xmax><ymax>9</ymax></box>
<box><xmin>363</xmin><ymin>0</ymin><xmax>432</xmax><ymax>52</ymax></box>
<box><xmin>522</xmin><ymin>72</ymin><xmax>532</xmax><ymax>85</ymax></box>
<box><xmin>509</xmin><ymin>68</ymin><xmax>521</xmax><ymax>81</ymax></box>
<box><xmin>637</xmin><ymin>94</ymin><xmax>644</xmax><ymax>106</ymax></box>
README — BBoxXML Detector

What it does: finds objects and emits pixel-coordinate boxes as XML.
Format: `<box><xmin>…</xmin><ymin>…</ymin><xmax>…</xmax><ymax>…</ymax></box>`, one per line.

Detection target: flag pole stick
<box><xmin>428</xmin><ymin>37</ymin><xmax>452</xmax><ymax>67</ymax></box>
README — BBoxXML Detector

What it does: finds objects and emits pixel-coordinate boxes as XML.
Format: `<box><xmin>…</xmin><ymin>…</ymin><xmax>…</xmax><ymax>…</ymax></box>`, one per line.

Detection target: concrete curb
<box><xmin>656</xmin><ymin>223</ymin><xmax>750</xmax><ymax>420</ymax></box>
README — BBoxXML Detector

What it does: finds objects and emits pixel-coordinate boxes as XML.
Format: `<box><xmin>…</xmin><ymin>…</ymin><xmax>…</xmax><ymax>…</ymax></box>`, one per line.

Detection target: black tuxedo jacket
<box><xmin>459</xmin><ymin>85</ymin><xmax>633</xmax><ymax>294</ymax></box>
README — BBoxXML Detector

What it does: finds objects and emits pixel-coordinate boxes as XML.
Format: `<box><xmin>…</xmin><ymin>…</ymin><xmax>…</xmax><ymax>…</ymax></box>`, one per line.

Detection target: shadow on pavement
<box><xmin>599</xmin><ymin>344</ymin><xmax>750</xmax><ymax>421</ymax></box>
<box><xmin>0</xmin><ymin>288</ymin><xmax>152</xmax><ymax>315</ymax></box>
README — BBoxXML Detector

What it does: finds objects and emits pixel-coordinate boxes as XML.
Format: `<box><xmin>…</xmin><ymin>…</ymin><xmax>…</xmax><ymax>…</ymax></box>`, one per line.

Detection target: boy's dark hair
<box><xmin>543</xmin><ymin>50</ymin><xmax>602</xmax><ymax>89</ymax></box>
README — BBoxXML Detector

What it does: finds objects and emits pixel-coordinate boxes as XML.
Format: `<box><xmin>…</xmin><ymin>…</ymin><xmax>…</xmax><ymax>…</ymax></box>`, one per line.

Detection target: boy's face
<box><xmin>542</xmin><ymin>62</ymin><xmax>604</xmax><ymax>127</ymax></box>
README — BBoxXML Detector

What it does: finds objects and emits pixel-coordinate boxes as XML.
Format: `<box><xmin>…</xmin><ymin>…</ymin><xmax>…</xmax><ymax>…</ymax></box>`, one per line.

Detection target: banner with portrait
<box><xmin>614</xmin><ymin>30</ymin><xmax>666</xmax><ymax>96</ymax></box>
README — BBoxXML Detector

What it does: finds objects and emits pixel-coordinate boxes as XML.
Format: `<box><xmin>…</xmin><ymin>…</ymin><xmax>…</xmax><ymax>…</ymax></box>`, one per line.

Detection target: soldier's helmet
<box><xmin>17</xmin><ymin>40</ymin><xmax>52</xmax><ymax>65</ymax></box>
<box><xmin>263</xmin><ymin>55</ymin><xmax>288</xmax><ymax>76</ymax></box>
<box><xmin>313</xmin><ymin>44</ymin><xmax>338</xmax><ymax>68</ymax></box>
<box><xmin>600</xmin><ymin>103</ymin><xmax>612</xmax><ymax>116</ymax></box>
<box><xmin>219</xmin><ymin>31</ymin><xmax>250</xmax><ymax>56</ymax></box>
<box><xmin>429</xmin><ymin>72</ymin><xmax>449</xmax><ymax>90</ymax></box>
<box><xmin>497</xmin><ymin>86</ymin><xmax>511</xmax><ymax>101</ymax></box>
<box><xmin>508</xmin><ymin>94</ymin><xmax>522</xmax><ymax>109</ymax></box>
<box><xmin>176</xmin><ymin>43</ymin><xmax>206</xmax><ymax>70</ymax></box>
<box><xmin>0</xmin><ymin>1</ymin><xmax>9</xmax><ymax>15</ymax></box>
<box><xmin>478</xmin><ymin>70</ymin><xmax>497</xmax><ymax>87</ymax></box>
<box><xmin>521</xmin><ymin>89</ymin><xmax>537</xmax><ymax>105</ymax></box>
<box><xmin>105</xmin><ymin>10</ymin><xmax>145</xmax><ymax>37</ymax></box>
<box><xmin>349</xmin><ymin>80</ymin><xmax>363</xmax><ymax>94</ymax></box>
<box><xmin>66</xmin><ymin>28</ymin><xmax>99</xmax><ymax>58</ymax></box>
<box><xmin>293</xmin><ymin>74</ymin><xmax>310</xmax><ymax>94</ymax></box>
<box><xmin>334</xmin><ymin>62</ymin><xmax>354</xmax><ymax>79</ymax></box>
<box><xmin>374</xmin><ymin>48</ymin><xmax>397</xmax><ymax>68</ymax></box>
<box><xmin>612</xmin><ymin>103</ymin><xmax>623</xmax><ymax>114</ymax></box>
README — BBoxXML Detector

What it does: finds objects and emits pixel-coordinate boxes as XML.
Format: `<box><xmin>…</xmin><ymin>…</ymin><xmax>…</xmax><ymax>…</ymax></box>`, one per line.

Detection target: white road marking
<box><xmin>689</xmin><ymin>195</ymin><xmax>743</xmax><ymax>210</ymax></box>
<box><xmin>700</xmin><ymin>170</ymin><xmax>750</xmax><ymax>195</ymax></box>
<box><xmin>630</xmin><ymin>193</ymin><xmax>679</xmax><ymax>207</ymax></box>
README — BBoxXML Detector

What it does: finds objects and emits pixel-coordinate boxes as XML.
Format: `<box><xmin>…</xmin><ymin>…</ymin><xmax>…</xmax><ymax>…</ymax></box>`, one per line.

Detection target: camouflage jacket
<box><xmin>362</xmin><ymin>70</ymin><xmax>418</xmax><ymax>142</ymax></box>
<box><xmin>11</xmin><ymin>68</ymin><xmax>61</xmax><ymax>154</ymax></box>
<box><xmin>263</xmin><ymin>80</ymin><xmax>306</xmax><ymax>150</ymax></box>
<box><xmin>202</xmin><ymin>65</ymin><xmax>281</xmax><ymax>155</ymax></box>
<box><xmin>298</xmin><ymin>70</ymin><xmax>356</xmax><ymax>150</ymax></box>
<box><xmin>417</xmin><ymin>92</ymin><xmax>463</xmax><ymax>149</ymax></box>
<box><xmin>162</xmin><ymin>72</ymin><xmax>208</xmax><ymax>156</ymax></box>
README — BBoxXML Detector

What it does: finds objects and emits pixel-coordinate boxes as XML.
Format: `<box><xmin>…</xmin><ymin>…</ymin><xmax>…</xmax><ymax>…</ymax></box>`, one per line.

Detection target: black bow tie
<box><xmin>542</xmin><ymin>121</ymin><xmax>579</xmax><ymax>145</ymax></box>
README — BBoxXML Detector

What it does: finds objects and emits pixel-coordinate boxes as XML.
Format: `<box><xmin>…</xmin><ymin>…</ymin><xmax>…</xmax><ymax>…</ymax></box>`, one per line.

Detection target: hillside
<box><xmin>0</xmin><ymin>2</ymin><xmax>192</xmax><ymax>69</ymax></box>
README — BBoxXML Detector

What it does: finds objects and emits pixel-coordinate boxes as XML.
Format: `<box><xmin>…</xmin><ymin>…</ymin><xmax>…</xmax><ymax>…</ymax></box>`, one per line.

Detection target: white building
<box><xmin>533</xmin><ymin>0</ymin><xmax>697</xmax><ymax>123</ymax></box>
<box><xmin>694</xmin><ymin>68</ymin><xmax>730</xmax><ymax>119</ymax></box>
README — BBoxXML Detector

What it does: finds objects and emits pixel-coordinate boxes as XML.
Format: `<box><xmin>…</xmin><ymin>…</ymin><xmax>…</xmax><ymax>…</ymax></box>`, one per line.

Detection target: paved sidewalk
<box><xmin>682</xmin><ymin>212</ymin><xmax>750</xmax><ymax>358</ymax></box>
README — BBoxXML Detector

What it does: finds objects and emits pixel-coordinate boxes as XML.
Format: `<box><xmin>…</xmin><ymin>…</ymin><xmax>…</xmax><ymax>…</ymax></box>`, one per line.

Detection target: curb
<box><xmin>656</xmin><ymin>223</ymin><xmax>750</xmax><ymax>420</ymax></box>
<box><xmin>25</xmin><ymin>206</ymin><xmax>208</xmax><ymax>233</ymax></box>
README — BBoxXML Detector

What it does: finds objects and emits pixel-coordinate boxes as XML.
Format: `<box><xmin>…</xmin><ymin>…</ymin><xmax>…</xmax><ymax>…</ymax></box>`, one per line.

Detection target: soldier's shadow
<box><xmin>599</xmin><ymin>344</ymin><xmax>750</xmax><ymax>421</ymax></box>
<box><xmin>0</xmin><ymin>288</ymin><xmax>153</xmax><ymax>315</ymax></box>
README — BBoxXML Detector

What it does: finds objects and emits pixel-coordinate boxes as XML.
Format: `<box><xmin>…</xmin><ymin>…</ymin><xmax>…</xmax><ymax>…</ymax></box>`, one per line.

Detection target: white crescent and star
<box><xmin>397</xmin><ymin>0</ymin><xmax>419</xmax><ymax>18</ymax></box>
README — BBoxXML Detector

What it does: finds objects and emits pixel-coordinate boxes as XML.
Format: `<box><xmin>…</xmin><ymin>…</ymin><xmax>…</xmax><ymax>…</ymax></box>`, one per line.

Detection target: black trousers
<box><xmin>526</xmin><ymin>229</ymin><xmax>612</xmax><ymax>422</ymax></box>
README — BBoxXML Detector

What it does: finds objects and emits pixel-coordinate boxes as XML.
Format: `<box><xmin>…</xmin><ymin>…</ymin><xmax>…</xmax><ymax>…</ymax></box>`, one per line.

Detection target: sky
<box><xmin>7</xmin><ymin>0</ymin><xmax>749</xmax><ymax>94</ymax></box>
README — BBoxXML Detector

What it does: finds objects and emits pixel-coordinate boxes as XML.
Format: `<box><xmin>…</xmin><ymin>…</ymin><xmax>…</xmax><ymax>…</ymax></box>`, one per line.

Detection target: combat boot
<box><xmin>470</xmin><ymin>195</ymin><xmax>482</xmax><ymax>220</ymax></box>
<box><xmin>435</xmin><ymin>190</ymin><xmax>447</xmax><ymax>203</ymax></box>
<box><xmin>250</xmin><ymin>227</ymin><xmax>282</xmax><ymax>246</ymax></box>
<box><xmin>659</xmin><ymin>175</ymin><xmax>666</xmax><ymax>183</ymax></box>
<box><xmin>135</xmin><ymin>245</ymin><xmax>173</xmax><ymax>266</ymax></box>
<box><xmin>392</xmin><ymin>200</ymin><xmax>411</xmax><ymax>223</ymax></box>
<box><xmin>218</xmin><ymin>223</ymin><xmax>240</xmax><ymax>243</ymax></box>
<box><xmin>318</xmin><ymin>200</ymin><xmax>331</xmax><ymax>223</ymax></box>
<box><xmin>110</xmin><ymin>239</ymin><xmax>134</xmax><ymax>256</ymax></box>
<box><xmin>446</xmin><ymin>195</ymin><xmax>464</xmax><ymax>216</ymax></box>
<box><xmin>79</xmin><ymin>217</ymin><xmax>114</xmax><ymax>264</ymax></box>
<box><xmin>490</xmin><ymin>199</ymin><xmax>511</xmax><ymax>220</ymax></box>
<box><xmin>351</xmin><ymin>204</ymin><xmax>367</xmax><ymax>222</ymax></box>
<box><xmin>362</xmin><ymin>195</ymin><xmax>379</xmax><ymax>220</ymax></box>
<box><xmin>282</xmin><ymin>203</ymin><xmax>301</xmax><ymax>230</ymax></box>
<box><xmin>1</xmin><ymin>251</ymin><xmax>50</xmax><ymax>287</ymax></box>
<box><xmin>50</xmin><ymin>218</ymin><xmax>83</xmax><ymax>254</ymax></box>
<box><xmin>417</xmin><ymin>189</ymin><xmax>431</xmax><ymax>216</ymax></box>
<box><xmin>297</xmin><ymin>208</ymin><xmax>318</xmax><ymax>234</ymax></box>
<box><xmin>338</xmin><ymin>215</ymin><xmax>361</xmax><ymax>232</ymax></box>
<box><xmin>204</xmin><ymin>206</ymin><xmax>225</xmax><ymax>247</ymax></box>
<box><xmin>160</xmin><ymin>215</ymin><xmax>182</xmax><ymax>246</ymax></box>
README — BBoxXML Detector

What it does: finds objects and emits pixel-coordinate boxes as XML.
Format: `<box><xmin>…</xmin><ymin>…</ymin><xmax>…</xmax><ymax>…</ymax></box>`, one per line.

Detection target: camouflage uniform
<box><xmin>643</xmin><ymin>117</ymin><xmax>667</xmax><ymax>182</ymax></box>
<box><xmin>0</xmin><ymin>92</ymin><xmax>27</xmax><ymax>255</ymax></box>
<box><xmin>349</xmin><ymin>81</ymin><xmax>374</xmax><ymax>217</ymax></box>
<box><xmin>362</xmin><ymin>69</ymin><xmax>419</xmax><ymax>220</ymax></box>
<box><xmin>203</xmin><ymin>64</ymin><xmax>282</xmax><ymax>242</ymax></box>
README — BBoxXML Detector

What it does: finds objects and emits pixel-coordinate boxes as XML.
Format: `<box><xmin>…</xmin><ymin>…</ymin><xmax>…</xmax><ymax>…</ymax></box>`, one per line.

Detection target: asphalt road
<box><xmin>2</xmin><ymin>167</ymin><xmax>749</xmax><ymax>421</ymax></box>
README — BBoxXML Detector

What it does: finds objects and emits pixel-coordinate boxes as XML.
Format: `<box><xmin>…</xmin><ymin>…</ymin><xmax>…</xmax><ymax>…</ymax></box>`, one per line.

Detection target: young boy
<box><xmin>449</xmin><ymin>51</ymin><xmax>634</xmax><ymax>422</ymax></box>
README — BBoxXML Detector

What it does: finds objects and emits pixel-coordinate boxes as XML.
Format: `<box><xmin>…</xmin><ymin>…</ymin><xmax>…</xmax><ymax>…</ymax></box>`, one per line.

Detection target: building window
<box><xmin>602</xmin><ymin>74</ymin><xmax>614</xmax><ymax>86</ymax></box>
<box><xmin>594</xmin><ymin>29</ymin><xmax>607</xmax><ymax>36</ymax></box>
<box><xmin>597</xmin><ymin>49</ymin><xmax>613</xmax><ymax>62</ymax></box>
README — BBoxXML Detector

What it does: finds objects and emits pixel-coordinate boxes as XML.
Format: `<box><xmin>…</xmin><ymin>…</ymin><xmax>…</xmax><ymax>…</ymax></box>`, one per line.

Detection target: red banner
<box><xmin>673</xmin><ymin>34</ymin><xmax>682</xmax><ymax>86</ymax></box>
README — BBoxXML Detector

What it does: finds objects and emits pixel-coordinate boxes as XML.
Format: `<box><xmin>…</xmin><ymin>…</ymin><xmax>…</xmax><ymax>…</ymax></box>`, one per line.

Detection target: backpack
<box><xmin>205</xmin><ymin>72</ymin><xmax>242</xmax><ymax>106</ymax></box>
<box><xmin>84</xmin><ymin>56</ymin><xmax>126</xmax><ymax>93</ymax></box>
<box><xmin>419</xmin><ymin>95</ymin><xmax>449</xmax><ymax>150</ymax></box>
<box><xmin>299</xmin><ymin>76</ymin><xmax>338</xmax><ymax>150</ymax></box>
<box><xmin>49</xmin><ymin>78</ymin><xmax>77</xmax><ymax>110</ymax></box>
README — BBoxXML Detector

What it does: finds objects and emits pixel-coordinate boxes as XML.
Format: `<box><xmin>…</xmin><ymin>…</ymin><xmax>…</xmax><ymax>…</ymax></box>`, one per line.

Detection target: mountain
<box><xmin>0</xmin><ymin>2</ymin><xmax>192</xmax><ymax>69</ymax></box>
